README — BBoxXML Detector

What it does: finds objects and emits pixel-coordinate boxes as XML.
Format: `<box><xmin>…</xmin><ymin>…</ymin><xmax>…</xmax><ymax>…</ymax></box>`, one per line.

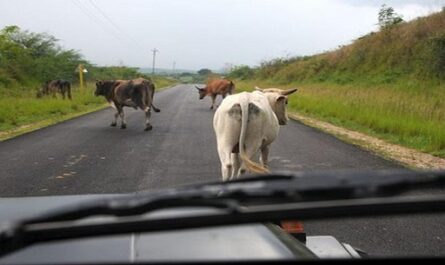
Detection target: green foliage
<box><xmin>0</xmin><ymin>25</ymin><xmax>178</xmax><ymax>95</ymax></box>
<box><xmin>236</xmin><ymin>80</ymin><xmax>445</xmax><ymax>158</ymax></box>
<box><xmin>378</xmin><ymin>4</ymin><xmax>404</xmax><ymax>30</ymax></box>
<box><xmin>0</xmin><ymin>25</ymin><xmax>84</xmax><ymax>88</ymax></box>
<box><xmin>429</xmin><ymin>34</ymin><xmax>445</xmax><ymax>78</ymax></box>
<box><xmin>177</xmin><ymin>72</ymin><xmax>198</xmax><ymax>83</ymax></box>
<box><xmin>0</xmin><ymin>75</ymin><xmax>176</xmax><ymax>134</ymax></box>
<box><xmin>150</xmin><ymin>75</ymin><xmax>178</xmax><ymax>89</ymax></box>
<box><xmin>0</xmin><ymin>85</ymin><xmax>105</xmax><ymax>132</ymax></box>
<box><xmin>228</xmin><ymin>65</ymin><xmax>255</xmax><ymax>80</ymax></box>
<box><xmin>89</xmin><ymin>66</ymin><xmax>146</xmax><ymax>81</ymax></box>
<box><xmin>233</xmin><ymin>10</ymin><xmax>445</xmax><ymax>157</ymax></box>
<box><xmin>0</xmin><ymin>25</ymin><xmax>178</xmax><ymax>136</ymax></box>
<box><xmin>197</xmin><ymin>68</ymin><xmax>212</xmax><ymax>76</ymax></box>
<box><xmin>256</xmin><ymin>57</ymin><xmax>301</xmax><ymax>80</ymax></box>
<box><xmin>247</xmin><ymin>10</ymin><xmax>445</xmax><ymax>86</ymax></box>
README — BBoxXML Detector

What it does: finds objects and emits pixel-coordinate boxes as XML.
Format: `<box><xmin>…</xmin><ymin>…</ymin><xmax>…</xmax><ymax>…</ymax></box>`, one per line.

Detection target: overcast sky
<box><xmin>1</xmin><ymin>0</ymin><xmax>444</xmax><ymax>70</ymax></box>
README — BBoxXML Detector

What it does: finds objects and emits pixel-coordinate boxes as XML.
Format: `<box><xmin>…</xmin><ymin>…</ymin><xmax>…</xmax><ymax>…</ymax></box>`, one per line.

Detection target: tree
<box><xmin>378</xmin><ymin>4</ymin><xmax>404</xmax><ymax>30</ymax></box>
<box><xmin>229</xmin><ymin>65</ymin><xmax>255</xmax><ymax>80</ymax></box>
<box><xmin>0</xmin><ymin>25</ymin><xmax>85</xmax><ymax>87</ymax></box>
<box><xmin>0</xmin><ymin>25</ymin><xmax>152</xmax><ymax>89</ymax></box>
<box><xmin>197</xmin><ymin>68</ymin><xmax>212</xmax><ymax>76</ymax></box>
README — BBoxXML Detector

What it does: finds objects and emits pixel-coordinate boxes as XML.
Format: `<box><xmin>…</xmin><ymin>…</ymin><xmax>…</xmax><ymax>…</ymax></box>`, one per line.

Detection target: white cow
<box><xmin>213</xmin><ymin>87</ymin><xmax>298</xmax><ymax>181</ymax></box>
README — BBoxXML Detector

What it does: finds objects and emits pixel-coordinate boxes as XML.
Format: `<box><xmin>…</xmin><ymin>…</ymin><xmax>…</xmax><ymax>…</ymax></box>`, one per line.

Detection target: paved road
<box><xmin>0</xmin><ymin>84</ymin><xmax>444</xmax><ymax>257</ymax></box>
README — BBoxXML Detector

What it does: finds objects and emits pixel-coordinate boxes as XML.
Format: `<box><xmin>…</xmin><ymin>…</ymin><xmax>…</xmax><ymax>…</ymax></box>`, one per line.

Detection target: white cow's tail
<box><xmin>238</xmin><ymin>99</ymin><xmax>269</xmax><ymax>174</ymax></box>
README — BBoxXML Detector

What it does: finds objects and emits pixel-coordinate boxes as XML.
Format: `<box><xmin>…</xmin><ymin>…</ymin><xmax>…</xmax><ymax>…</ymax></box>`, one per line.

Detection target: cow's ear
<box><xmin>281</xmin><ymin>88</ymin><xmax>298</xmax><ymax>96</ymax></box>
<box><xmin>277</xmin><ymin>95</ymin><xmax>286</xmax><ymax>102</ymax></box>
<box><xmin>96</xmin><ymin>80</ymin><xmax>103</xmax><ymax>86</ymax></box>
<box><xmin>195</xmin><ymin>85</ymin><xmax>205</xmax><ymax>91</ymax></box>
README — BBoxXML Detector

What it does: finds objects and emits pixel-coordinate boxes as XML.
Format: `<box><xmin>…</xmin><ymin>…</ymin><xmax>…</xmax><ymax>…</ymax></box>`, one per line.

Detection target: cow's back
<box><xmin>113</xmin><ymin>78</ymin><xmax>154</xmax><ymax>109</ymax></box>
<box><xmin>214</xmin><ymin>92</ymin><xmax>278</xmax><ymax>145</ymax></box>
<box><xmin>213</xmin><ymin>93</ymin><xmax>245</xmax><ymax>152</ymax></box>
<box><xmin>130</xmin><ymin>78</ymin><xmax>154</xmax><ymax>92</ymax></box>
<box><xmin>250</xmin><ymin>91</ymin><xmax>279</xmax><ymax>144</ymax></box>
<box><xmin>207</xmin><ymin>79</ymin><xmax>233</xmax><ymax>95</ymax></box>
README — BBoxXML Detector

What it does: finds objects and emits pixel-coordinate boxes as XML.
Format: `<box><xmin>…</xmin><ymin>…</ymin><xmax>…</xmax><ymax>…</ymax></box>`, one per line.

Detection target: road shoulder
<box><xmin>289</xmin><ymin>113</ymin><xmax>445</xmax><ymax>170</ymax></box>
<box><xmin>0</xmin><ymin>104</ymin><xmax>108</xmax><ymax>141</ymax></box>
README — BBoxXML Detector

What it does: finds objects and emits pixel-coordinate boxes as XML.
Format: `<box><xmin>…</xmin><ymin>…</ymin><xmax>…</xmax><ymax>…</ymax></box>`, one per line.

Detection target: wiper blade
<box><xmin>1</xmin><ymin>169</ymin><xmax>445</xmax><ymax>258</ymax></box>
<box><xmin>10</xmin><ymin>169</ymin><xmax>445</xmax><ymax>224</ymax></box>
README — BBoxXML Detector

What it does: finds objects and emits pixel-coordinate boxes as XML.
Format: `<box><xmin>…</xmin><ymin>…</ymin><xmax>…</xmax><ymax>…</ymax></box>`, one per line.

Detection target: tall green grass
<box><xmin>151</xmin><ymin>76</ymin><xmax>178</xmax><ymax>89</ymax></box>
<box><xmin>0</xmin><ymin>85</ymin><xmax>105</xmax><ymax>131</ymax></box>
<box><xmin>250</xmin><ymin>10</ymin><xmax>445</xmax><ymax>86</ymax></box>
<box><xmin>0</xmin><ymin>77</ymin><xmax>177</xmax><ymax>133</ymax></box>
<box><xmin>229</xmin><ymin>11</ymin><xmax>445</xmax><ymax>158</ymax></box>
<box><xmin>235</xmin><ymin>80</ymin><xmax>445</xmax><ymax>158</ymax></box>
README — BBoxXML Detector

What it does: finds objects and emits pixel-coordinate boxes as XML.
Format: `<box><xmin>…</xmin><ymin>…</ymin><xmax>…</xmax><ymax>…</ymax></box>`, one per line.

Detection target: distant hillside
<box><xmin>243</xmin><ymin>9</ymin><xmax>445</xmax><ymax>86</ymax></box>
<box><xmin>231</xmin><ymin>9</ymin><xmax>445</xmax><ymax>159</ymax></box>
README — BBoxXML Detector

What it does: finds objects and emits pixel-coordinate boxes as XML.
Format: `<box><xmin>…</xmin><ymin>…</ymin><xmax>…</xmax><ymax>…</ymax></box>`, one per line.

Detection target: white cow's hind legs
<box><xmin>260</xmin><ymin>145</ymin><xmax>270</xmax><ymax>168</ymax></box>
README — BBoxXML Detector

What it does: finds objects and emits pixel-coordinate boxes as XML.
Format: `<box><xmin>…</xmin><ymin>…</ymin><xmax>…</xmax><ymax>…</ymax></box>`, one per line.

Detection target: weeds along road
<box><xmin>0</xmin><ymin>84</ymin><xmax>444</xmax><ymax>257</ymax></box>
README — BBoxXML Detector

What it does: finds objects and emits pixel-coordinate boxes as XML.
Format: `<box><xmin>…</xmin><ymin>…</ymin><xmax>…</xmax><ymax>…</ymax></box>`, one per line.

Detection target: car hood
<box><xmin>0</xmin><ymin>194</ymin><xmax>357</xmax><ymax>263</ymax></box>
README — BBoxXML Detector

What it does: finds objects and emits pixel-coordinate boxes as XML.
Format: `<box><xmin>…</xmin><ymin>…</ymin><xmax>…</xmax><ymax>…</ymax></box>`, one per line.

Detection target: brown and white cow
<box><xmin>195</xmin><ymin>78</ymin><xmax>235</xmax><ymax>110</ymax></box>
<box><xmin>94</xmin><ymin>78</ymin><xmax>160</xmax><ymax>131</ymax></box>
<box><xmin>213</xmin><ymin>87</ymin><xmax>297</xmax><ymax>181</ymax></box>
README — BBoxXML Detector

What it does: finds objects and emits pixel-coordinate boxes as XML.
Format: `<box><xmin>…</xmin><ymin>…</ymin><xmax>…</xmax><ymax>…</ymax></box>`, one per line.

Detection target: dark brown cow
<box><xmin>94</xmin><ymin>78</ymin><xmax>160</xmax><ymax>131</ymax></box>
<box><xmin>36</xmin><ymin>80</ymin><xmax>72</xmax><ymax>99</ymax></box>
<box><xmin>195</xmin><ymin>78</ymin><xmax>235</xmax><ymax>110</ymax></box>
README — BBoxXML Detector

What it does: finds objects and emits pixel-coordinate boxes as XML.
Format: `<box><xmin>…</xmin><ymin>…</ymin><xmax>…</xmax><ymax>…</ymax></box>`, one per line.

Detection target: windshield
<box><xmin>0</xmin><ymin>0</ymin><xmax>445</xmax><ymax>262</ymax></box>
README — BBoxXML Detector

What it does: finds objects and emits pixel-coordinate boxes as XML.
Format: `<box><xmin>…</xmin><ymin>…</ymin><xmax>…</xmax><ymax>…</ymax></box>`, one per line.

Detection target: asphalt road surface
<box><xmin>0</xmin><ymin>84</ymin><xmax>444</xmax><ymax>257</ymax></box>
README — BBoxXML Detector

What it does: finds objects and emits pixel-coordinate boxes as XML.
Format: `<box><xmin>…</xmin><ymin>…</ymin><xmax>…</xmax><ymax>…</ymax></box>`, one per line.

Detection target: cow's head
<box><xmin>195</xmin><ymin>85</ymin><xmax>207</xmax><ymax>100</ymax></box>
<box><xmin>95</xmin><ymin>80</ymin><xmax>112</xmax><ymax>96</ymax></box>
<box><xmin>256</xmin><ymin>86</ymin><xmax>298</xmax><ymax>125</ymax></box>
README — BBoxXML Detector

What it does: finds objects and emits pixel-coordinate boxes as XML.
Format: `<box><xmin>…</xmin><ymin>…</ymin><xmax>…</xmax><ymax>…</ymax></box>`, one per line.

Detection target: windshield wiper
<box><xmin>1</xmin><ymin>168</ymin><xmax>445</xmax><ymax>258</ymax></box>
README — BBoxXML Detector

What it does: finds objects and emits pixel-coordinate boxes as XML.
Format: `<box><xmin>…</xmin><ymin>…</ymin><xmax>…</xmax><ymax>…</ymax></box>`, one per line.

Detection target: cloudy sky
<box><xmin>1</xmin><ymin>0</ymin><xmax>444</xmax><ymax>70</ymax></box>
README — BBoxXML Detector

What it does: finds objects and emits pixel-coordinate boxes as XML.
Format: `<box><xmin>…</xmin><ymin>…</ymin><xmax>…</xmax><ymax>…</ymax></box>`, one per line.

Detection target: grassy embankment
<box><xmin>231</xmin><ymin>10</ymin><xmax>445</xmax><ymax>158</ymax></box>
<box><xmin>0</xmin><ymin>77</ymin><xmax>177</xmax><ymax>140</ymax></box>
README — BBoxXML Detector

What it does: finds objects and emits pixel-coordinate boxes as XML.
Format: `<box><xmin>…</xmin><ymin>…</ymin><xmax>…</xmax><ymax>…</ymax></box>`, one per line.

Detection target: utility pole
<box><xmin>172</xmin><ymin>61</ymin><xmax>176</xmax><ymax>76</ymax></box>
<box><xmin>151</xmin><ymin>48</ymin><xmax>159</xmax><ymax>75</ymax></box>
<box><xmin>78</xmin><ymin>64</ymin><xmax>85</xmax><ymax>91</ymax></box>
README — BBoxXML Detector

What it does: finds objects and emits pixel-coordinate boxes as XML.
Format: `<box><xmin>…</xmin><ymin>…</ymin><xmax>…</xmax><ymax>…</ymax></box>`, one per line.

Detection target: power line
<box><xmin>72</xmin><ymin>0</ymin><xmax>162</xmax><ymax>68</ymax></box>
<box><xmin>87</xmin><ymin>0</ymin><xmax>128</xmax><ymax>37</ymax></box>
<box><xmin>70</xmin><ymin>0</ymin><xmax>128</xmax><ymax>45</ymax></box>
<box><xmin>87</xmin><ymin>0</ymin><xmax>146</xmax><ymax>51</ymax></box>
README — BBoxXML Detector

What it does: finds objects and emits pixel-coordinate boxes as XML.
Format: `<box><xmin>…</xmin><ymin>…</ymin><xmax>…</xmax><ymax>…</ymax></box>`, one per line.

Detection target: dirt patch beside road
<box><xmin>289</xmin><ymin>113</ymin><xmax>445</xmax><ymax>170</ymax></box>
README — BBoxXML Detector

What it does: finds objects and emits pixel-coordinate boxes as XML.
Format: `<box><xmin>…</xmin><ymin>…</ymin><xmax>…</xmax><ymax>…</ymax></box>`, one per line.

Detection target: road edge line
<box><xmin>0</xmin><ymin>104</ymin><xmax>109</xmax><ymax>142</ymax></box>
<box><xmin>288</xmin><ymin>113</ymin><xmax>445</xmax><ymax>170</ymax></box>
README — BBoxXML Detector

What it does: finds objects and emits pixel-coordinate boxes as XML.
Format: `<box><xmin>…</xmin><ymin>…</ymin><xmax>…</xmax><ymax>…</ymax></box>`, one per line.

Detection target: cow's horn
<box><xmin>195</xmin><ymin>85</ymin><xmax>202</xmax><ymax>90</ymax></box>
<box><xmin>254</xmin><ymin>86</ymin><xmax>263</xmax><ymax>92</ymax></box>
<box><xmin>281</xmin><ymin>88</ymin><xmax>298</xmax><ymax>96</ymax></box>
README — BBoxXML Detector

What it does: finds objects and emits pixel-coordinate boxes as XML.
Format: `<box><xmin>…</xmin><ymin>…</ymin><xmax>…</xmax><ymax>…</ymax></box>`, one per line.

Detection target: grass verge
<box><xmin>290</xmin><ymin>113</ymin><xmax>445</xmax><ymax>169</ymax></box>
<box><xmin>0</xmin><ymin>104</ymin><xmax>107</xmax><ymax>141</ymax></box>
<box><xmin>0</xmin><ymin>80</ymin><xmax>177</xmax><ymax>141</ymax></box>
<box><xmin>235</xmin><ymin>80</ymin><xmax>445</xmax><ymax>161</ymax></box>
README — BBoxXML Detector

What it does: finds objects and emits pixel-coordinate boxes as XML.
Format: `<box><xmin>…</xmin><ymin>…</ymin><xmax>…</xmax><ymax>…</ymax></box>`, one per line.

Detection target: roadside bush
<box><xmin>429</xmin><ymin>34</ymin><xmax>445</xmax><ymax>78</ymax></box>
<box><xmin>229</xmin><ymin>65</ymin><xmax>255</xmax><ymax>80</ymax></box>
